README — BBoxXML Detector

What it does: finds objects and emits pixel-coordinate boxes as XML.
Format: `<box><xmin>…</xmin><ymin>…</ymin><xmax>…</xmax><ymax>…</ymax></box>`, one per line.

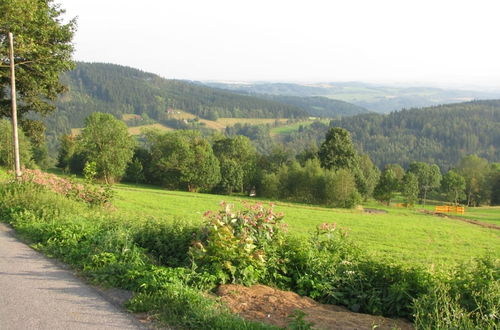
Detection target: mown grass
<box><xmin>113</xmin><ymin>183</ymin><xmax>500</xmax><ymax>268</ymax></box>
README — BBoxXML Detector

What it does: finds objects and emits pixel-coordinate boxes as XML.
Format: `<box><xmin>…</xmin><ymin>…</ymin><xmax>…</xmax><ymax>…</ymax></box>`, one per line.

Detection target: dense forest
<box><xmin>281</xmin><ymin>100</ymin><xmax>500</xmax><ymax>170</ymax></box>
<box><xmin>245</xmin><ymin>94</ymin><xmax>369</xmax><ymax>117</ymax></box>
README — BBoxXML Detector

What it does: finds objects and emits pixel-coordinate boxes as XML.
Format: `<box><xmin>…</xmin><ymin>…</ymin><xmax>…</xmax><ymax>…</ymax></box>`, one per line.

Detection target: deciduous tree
<box><xmin>319</xmin><ymin>127</ymin><xmax>358</xmax><ymax>171</ymax></box>
<box><xmin>441</xmin><ymin>170</ymin><xmax>466</xmax><ymax>205</ymax></box>
<box><xmin>0</xmin><ymin>0</ymin><xmax>75</xmax><ymax>119</ymax></box>
<box><xmin>77</xmin><ymin>113</ymin><xmax>135</xmax><ymax>184</ymax></box>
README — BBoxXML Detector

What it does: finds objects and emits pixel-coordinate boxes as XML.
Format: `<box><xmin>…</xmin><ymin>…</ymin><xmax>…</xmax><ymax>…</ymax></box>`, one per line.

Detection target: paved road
<box><xmin>0</xmin><ymin>223</ymin><xmax>146</xmax><ymax>329</ymax></box>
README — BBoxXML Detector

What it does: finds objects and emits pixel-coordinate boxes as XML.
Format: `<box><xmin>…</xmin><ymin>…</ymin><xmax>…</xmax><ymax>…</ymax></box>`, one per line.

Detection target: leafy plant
<box><xmin>190</xmin><ymin>202</ymin><xmax>285</xmax><ymax>285</ymax></box>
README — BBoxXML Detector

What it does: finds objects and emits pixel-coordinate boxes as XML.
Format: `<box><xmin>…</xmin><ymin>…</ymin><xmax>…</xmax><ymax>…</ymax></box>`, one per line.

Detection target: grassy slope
<box><xmin>452</xmin><ymin>206</ymin><xmax>500</xmax><ymax>225</ymax></box>
<box><xmin>113</xmin><ymin>183</ymin><xmax>499</xmax><ymax>268</ymax></box>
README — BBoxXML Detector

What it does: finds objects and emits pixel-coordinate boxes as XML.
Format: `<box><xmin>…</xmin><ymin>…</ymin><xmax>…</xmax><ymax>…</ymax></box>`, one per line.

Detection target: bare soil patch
<box><xmin>363</xmin><ymin>208</ymin><xmax>388</xmax><ymax>214</ymax></box>
<box><xmin>217</xmin><ymin>284</ymin><xmax>413</xmax><ymax>330</ymax></box>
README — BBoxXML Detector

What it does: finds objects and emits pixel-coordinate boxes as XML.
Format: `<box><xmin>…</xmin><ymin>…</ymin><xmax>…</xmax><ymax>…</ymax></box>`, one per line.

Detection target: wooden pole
<box><xmin>9</xmin><ymin>32</ymin><xmax>22</xmax><ymax>180</ymax></box>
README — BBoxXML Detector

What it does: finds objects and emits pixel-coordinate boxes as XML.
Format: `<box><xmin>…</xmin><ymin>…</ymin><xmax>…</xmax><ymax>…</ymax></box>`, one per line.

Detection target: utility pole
<box><xmin>9</xmin><ymin>32</ymin><xmax>22</xmax><ymax>180</ymax></box>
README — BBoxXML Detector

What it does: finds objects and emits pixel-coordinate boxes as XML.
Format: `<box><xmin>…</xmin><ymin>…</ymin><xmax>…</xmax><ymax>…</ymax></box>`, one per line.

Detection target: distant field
<box><xmin>216</xmin><ymin>118</ymin><xmax>288</xmax><ymax>127</ymax></box>
<box><xmin>270</xmin><ymin>119</ymin><xmax>329</xmax><ymax>136</ymax></box>
<box><xmin>122</xmin><ymin>114</ymin><xmax>141</xmax><ymax>121</ymax></box>
<box><xmin>113</xmin><ymin>183</ymin><xmax>499</xmax><ymax>268</ymax></box>
<box><xmin>127</xmin><ymin>123</ymin><xmax>172</xmax><ymax>135</ymax></box>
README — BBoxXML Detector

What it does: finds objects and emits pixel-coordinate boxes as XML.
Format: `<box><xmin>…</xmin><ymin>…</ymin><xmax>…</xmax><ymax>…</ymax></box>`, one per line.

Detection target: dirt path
<box><xmin>419</xmin><ymin>210</ymin><xmax>500</xmax><ymax>230</ymax></box>
<box><xmin>217</xmin><ymin>284</ymin><xmax>414</xmax><ymax>330</ymax></box>
<box><xmin>0</xmin><ymin>223</ymin><xmax>147</xmax><ymax>330</ymax></box>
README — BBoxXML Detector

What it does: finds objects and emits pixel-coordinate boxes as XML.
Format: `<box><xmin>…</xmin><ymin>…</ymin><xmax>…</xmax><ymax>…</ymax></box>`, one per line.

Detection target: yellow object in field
<box><xmin>435</xmin><ymin>205</ymin><xmax>465</xmax><ymax>214</ymax></box>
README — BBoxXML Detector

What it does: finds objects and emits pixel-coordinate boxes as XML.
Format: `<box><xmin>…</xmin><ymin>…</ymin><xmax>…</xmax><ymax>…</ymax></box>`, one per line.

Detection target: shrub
<box><xmin>272</xmin><ymin>223</ymin><xmax>432</xmax><ymax>319</ymax></box>
<box><xmin>133</xmin><ymin>217</ymin><xmax>200</xmax><ymax>267</ymax></box>
<box><xmin>190</xmin><ymin>202</ymin><xmax>285</xmax><ymax>285</ymax></box>
<box><xmin>413</xmin><ymin>256</ymin><xmax>500</xmax><ymax>329</ymax></box>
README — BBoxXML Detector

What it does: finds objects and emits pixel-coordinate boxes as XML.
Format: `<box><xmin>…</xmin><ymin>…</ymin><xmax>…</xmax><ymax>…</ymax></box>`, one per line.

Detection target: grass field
<box><xmin>127</xmin><ymin>123</ymin><xmax>172</xmax><ymax>135</ymax></box>
<box><xmin>216</xmin><ymin>118</ymin><xmax>288</xmax><ymax>127</ymax></box>
<box><xmin>113</xmin><ymin>183</ymin><xmax>499</xmax><ymax>268</ymax></box>
<box><xmin>270</xmin><ymin>119</ymin><xmax>329</xmax><ymax>136</ymax></box>
<box><xmin>452</xmin><ymin>206</ymin><xmax>500</xmax><ymax>225</ymax></box>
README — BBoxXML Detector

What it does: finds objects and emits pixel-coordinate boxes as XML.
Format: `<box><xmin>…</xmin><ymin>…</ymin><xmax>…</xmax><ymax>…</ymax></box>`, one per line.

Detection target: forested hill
<box><xmin>240</xmin><ymin>94</ymin><xmax>369</xmax><ymax>117</ymax></box>
<box><xmin>53</xmin><ymin>62</ymin><xmax>308</xmax><ymax>127</ymax></box>
<box><xmin>283</xmin><ymin>100</ymin><xmax>500</xmax><ymax>170</ymax></box>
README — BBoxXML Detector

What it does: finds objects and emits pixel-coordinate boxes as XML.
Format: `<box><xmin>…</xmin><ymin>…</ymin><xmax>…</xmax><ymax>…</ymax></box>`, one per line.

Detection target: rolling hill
<box><xmin>281</xmin><ymin>100</ymin><xmax>500</xmax><ymax>169</ymax></box>
<box><xmin>204</xmin><ymin>81</ymin><xmax>500</xmax><ymax>113</ymax></box>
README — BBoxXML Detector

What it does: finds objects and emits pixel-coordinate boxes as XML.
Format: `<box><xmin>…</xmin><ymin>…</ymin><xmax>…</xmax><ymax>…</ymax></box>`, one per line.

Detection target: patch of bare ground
<box><xmin>420</xmin><ymin>210</ymin><xmax>500</xmax><ymax>230</ymax></box>
<box><xmin>217</xmin><ymin>284</ymin><xmax>414</xmax><ymax>330</ymax></box>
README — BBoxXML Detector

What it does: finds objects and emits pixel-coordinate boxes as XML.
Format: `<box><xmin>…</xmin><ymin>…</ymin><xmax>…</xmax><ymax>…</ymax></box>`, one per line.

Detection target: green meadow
<box><xmin>113</xmin><ymin>183</ymin><xmax>499</xmax><ymax>268</ymax></box>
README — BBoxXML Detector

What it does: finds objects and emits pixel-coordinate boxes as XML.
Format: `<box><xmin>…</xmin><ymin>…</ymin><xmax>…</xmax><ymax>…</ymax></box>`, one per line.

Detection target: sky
<box><xmin>58</xmin><ymin>0</ymin><xmax>500</xmax><ymax>89</ymax></box>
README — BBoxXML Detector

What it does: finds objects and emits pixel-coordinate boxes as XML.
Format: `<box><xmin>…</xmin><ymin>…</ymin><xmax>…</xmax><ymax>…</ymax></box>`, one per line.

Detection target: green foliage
<box><xmin>456</xmin><ymin>154</ymin><xmax>491</xmax><ymax>206</ymax></box>
<box><xmin>319</xmin><ymin>127</ymin><xmax>358</xmax><ymax>171</ymax></box>
<box><xmin>259</xmin><ymin>159</ymin><xmax>361</xmax><ymax>208</ymax></box>
<box><xmin>83</xmin><ymin>161</ymin><xmax>97</xmax><ymax>183</ymax></box>
<box><xmin>413</xmin><ymin>257</ymin><xmax>500</xmax><ymax>329</ymax></box>
<box><xmin>124</xmin><ymin>158</ymin><xmax>145</xmax><ymax>184</ymax></box>
<box><xmin>273</xmin><ymin>223</ymin><xmax>433</xmax><ymax>319</ymax></box>
<box><xmin>77</xmin><ymin>112</ymin><xmax>135</xmax><ymax>184</ymax></box>
<box><xmin>408</xmin><ymin>162</ymin><xmax>442</xmax><ymax>204</ymax></box>
<box><xmin>324</xmin><ymin>169</ymin><xmax>361</xmax><ymax>208</ymax></box>
<box><xmin>213</xmin><ymin>135</ymin><xmax>257</xmax><ymax>194</ymax></box>
<box><xmin>146</xmin><ymin>130</ymin><xmax>220</xmax><ymax>192</ymax></box>
<box><xmin>255</xmin><ymin>94</ymin><xmax>369</xmax><ymax>117</ymax></box>
<box><xmin>56</xmin><ymin>133</ymin><xmax>76</xmax><ymax>171</ymax></box>
<box><xmin>190</xmin><ymin>202</ymin><xmax>285</xmax><ymax>285</ymax></box>
<box><xmin>441</xmin><ymin>170</ymin><xmax>466</xmax><ymax>205</ymax></box>
<box><xmin>356</xmin><ymin>154</ymin><xmax>380</xmax><ymax>199</ymax></box>
<box><xmin>0</xmin><ymin>0</ymin><xmax>75</xmax><ymax>119</ymax></box>
<box><xmin>1</xmin><ymin>175</ymin><xmax>499</xmax><ymax>329</ymax></box>
<box><xmin>0</xmin><ymin>180</ymin><xmax>273</xmax><ymax>329</ymax></box>
<box><xmin>283</xmin><ymin>100</ymin><xmax>500</xmax><ymax>170</ymax></box>
<box><xmin>133</xmin><ymin>218</ymin><xmax>199</xmax><ymax>267</ymax></box>
<box><xmin>287</xmin><ymin>310</ymin><xmax>315</xmax><ymax>330</ymax></box>
<box><xmin>0</xmin><ymin>119</ymin><xmax>34</xmax><ymax>168</ymax></box>
<box><xmin>373</xmin><ymin>169</ymin><xmax>399</xmax><ymax>205</ymax></box>
<box><xmin>401</xmin><ymin>172</ymin><xmax>419</xmax><ymax>207</ymax></box>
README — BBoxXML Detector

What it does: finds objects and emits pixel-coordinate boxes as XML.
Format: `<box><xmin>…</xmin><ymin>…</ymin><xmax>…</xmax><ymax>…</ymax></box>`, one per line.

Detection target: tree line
<box><xmin>53</xmin><ymin>113</ymin><xmax>500</xmax><ymax>208</ymax></box>
<box><xmin>279</xmin><ymin>100</ymin><xmax>500</xmax><ymax>170</ymax></box>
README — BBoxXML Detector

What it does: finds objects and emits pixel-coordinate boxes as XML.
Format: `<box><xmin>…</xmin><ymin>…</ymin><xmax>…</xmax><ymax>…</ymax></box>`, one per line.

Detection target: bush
<box><xmin>413</xmin><ymin>257</ymin><xmax>500</xmax><ymax>329</ymax></box>
<box><xmin>133</xmin><ymin>217</ymin><xmax>199</xmax><ymax>267</ymax></box>
<box><xmin>269</xmin><ymin>223</ymin><xmax>432</xmax><ymax>319</ymax></box>
<box><xmin>190</xmin><ymin>202</ymin><xmax>285</xmax><ymax>285</ymax></box>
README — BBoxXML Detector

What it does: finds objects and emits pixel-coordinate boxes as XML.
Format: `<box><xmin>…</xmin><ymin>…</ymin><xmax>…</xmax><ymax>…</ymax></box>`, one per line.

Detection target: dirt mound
<box><xmin>217</xmin><ymin>284</ymin><xmax>413</xmax><ymax>329</ymax></box>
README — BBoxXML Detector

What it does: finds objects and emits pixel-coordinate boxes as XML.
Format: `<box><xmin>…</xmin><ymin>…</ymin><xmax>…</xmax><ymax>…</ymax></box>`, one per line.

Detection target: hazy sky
<box><xmin>58</xmin><ymin>0</ymin><xmax>500</xmax><ymax>88</ymax></box>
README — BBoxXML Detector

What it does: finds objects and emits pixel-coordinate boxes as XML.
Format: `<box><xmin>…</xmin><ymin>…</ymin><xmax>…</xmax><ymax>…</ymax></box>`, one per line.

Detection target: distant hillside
<box><xmin>42</xmin><ymin>62</ymin><xmax>309</xmax><ymax>151</ymax></box>
<box><xmin>244</xmin><ymin>95</ymin><xmax>369</xmax><ymax>117</ymax></box>
<box><xmin>281</xmin><ymin>100</ymin><xmax>500</xmax><ymax>169</ymax></box>
<box><xmin>204</xmin><ymin>81</ymin><xmax>500</xmax><ymax>113</ymax></box>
